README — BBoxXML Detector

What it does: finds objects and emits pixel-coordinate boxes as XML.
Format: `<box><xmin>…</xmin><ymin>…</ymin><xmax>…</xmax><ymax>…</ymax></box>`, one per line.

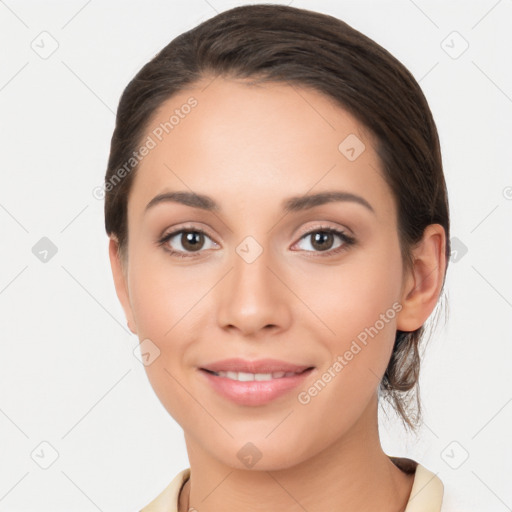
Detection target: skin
<box><xmin>109</xmin><ymin>76</ymin><xmax>446</xmax><ymax>512</ymax></box>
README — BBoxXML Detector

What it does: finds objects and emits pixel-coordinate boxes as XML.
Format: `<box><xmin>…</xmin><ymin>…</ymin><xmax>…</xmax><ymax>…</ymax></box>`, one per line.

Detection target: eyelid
<box><xmin>294</xmin><ymin>221</ymin><xmax>353</xmax><ymax>240</ymax></box>
<box><xmin>158</xmin><ymin>223</ymin><xmax>217</xmax><ymax>242</ymax></box>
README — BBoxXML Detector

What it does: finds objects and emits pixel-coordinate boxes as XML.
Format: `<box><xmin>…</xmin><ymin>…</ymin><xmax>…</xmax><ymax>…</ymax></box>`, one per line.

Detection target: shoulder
<box><xmin>139</xmin><ymin>468</ymin><xmax>191</xmax><ymax>512</ymax></box>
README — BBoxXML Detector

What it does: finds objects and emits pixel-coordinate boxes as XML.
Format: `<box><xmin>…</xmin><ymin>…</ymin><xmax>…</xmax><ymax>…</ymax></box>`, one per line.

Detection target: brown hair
<box><xmin>104</xmin><ymin>3</ymin><xmax>450</xmax><ymax>430</ymax></box>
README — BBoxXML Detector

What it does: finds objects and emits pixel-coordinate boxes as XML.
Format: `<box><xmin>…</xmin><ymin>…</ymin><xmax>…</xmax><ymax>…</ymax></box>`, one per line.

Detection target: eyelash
<box><xmin>157</xmin><ymin>225</ymin><xmax>356</xmax><ymax>259</ymax></box>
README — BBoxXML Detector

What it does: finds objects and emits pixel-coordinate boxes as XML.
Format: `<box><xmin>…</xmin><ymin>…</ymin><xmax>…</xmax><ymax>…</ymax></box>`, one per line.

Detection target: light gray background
<box><xmin>1</xmin><ymin>0</ymin><xmax>511</xmax><ymax>510</ymax></box>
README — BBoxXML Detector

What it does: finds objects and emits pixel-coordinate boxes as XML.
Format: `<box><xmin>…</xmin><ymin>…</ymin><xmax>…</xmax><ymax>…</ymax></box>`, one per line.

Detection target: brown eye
<box><xmin>310</xmin><ymin>231</ymin><xmax>335</xmax><ymax>251</ymax></box>
<box><xmin>180</xmin><ymin>231</ymin><xmax>205</xmax><ymax>252</ymax></box>
<box><xmin>158</xmin><ymin>228</ymin><xmax>218</xmax><ymax>258</ymax></box>
<box><xmin>294</xmin><ymin>227</ymin><xmax>356</xmax><ymax>256</ymax></box>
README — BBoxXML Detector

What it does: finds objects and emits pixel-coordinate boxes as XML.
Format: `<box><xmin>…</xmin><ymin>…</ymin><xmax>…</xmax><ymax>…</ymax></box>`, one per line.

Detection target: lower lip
<box><xmin>199</xmin><ymin>368</ymin><xmax>315</xmax><ymax>406</ymax></box>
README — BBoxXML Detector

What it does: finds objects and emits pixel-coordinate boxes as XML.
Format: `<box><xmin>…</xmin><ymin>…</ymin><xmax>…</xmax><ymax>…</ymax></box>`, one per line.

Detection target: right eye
<box><xmin>158</xmin><ymin>228</ymin><xmax>219</xmax><ymax>258</ymax></box>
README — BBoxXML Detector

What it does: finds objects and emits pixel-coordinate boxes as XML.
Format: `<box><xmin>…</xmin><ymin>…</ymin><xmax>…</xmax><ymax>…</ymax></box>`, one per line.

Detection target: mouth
<box><xmin>200</xmin><ymin>367</ymin><xmax>314</xmax><ymax>381</ymax></box>
<box><xmin>198</xmin><ymin>358</ymin><xmax>316</xmax><ymax>406</ymax></box>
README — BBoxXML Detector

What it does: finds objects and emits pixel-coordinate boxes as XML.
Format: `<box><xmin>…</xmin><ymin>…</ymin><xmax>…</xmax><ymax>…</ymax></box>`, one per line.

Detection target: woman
<box><xmin>104</xmin><ymin>4</ymin><xmax>450</xmax><ymax>511</ymax></box>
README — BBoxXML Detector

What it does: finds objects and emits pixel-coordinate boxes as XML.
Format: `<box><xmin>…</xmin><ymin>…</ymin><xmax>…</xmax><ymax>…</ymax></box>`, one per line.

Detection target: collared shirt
<box><xmin>140</xmin><ymin>457</ymin><xmax>444</xmax><ymax>512</ymax></box>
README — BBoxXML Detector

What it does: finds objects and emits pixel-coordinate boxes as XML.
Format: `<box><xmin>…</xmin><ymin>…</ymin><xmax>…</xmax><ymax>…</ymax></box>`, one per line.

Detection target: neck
<box><xmin>179</xmin><ymin>395</ymin><xmax>414</xmax><ymax>512</ymax></box>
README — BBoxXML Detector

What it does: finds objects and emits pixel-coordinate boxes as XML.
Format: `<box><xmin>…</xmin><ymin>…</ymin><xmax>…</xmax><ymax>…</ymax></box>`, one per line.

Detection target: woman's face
<box><xmin>112</xmin><ymin>77</ymin><xmax>415</xmax><ymax>469</ymax></box>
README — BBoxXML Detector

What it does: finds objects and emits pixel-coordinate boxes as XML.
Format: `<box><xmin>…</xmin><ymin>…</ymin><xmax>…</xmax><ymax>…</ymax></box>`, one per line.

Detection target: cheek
<box><xmin>293</xmin><ymin>241</ymin><xmax>403</xmax><ymax>403</ymax></box>
<box><xmin>128</xmin><ymin>246</ymin><xmax>208</xmax><ymax>337</ymax></box>
<box><xmin>126</xmin><ymin>254</ymin><xmax>213</xmax><ymax>419</ymax></box>
<box><xmin>293</xmin><ymin>285</ymin><xmax>400</xmax><ymax>446</ymax></box>
<box><xmin>299</xmin><ymin>244</ymin><xmax>403</xmax><ymax>350</ymax></box>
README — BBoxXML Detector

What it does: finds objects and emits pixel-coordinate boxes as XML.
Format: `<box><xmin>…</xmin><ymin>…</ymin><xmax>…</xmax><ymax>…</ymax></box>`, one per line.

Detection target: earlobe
<box><xmin>108</xmin><ymin>236</ymin><xmax>137</xmax><ymax>335</ymax></box>
<box><xmin>396</xmin><ymin>224</ymin><xmax>447</xmax><ymax>332</ymax></box>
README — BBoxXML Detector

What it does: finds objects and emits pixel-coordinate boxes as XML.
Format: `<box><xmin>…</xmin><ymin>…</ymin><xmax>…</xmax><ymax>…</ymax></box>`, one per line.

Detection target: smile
<box><xmin>199</xmin><ymin>367</ymin><xmax>315</xmax><ymax>406</ymax></box>
<box><xmin>204</xmin><ymin>369</ymin><xmax>307</xmax><ymax>381</ymax></box>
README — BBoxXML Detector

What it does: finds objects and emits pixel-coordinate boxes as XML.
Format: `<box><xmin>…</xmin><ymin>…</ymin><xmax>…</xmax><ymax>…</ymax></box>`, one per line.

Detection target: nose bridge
<box><xmin>233</xmin><ymin>234</ymin><xmax>273</xmax><ymax>293</ymax></box>
<box><xmin>215</xmin><ymin>232</ymin><xmax>291</xmax><ymax>335</ymax></box>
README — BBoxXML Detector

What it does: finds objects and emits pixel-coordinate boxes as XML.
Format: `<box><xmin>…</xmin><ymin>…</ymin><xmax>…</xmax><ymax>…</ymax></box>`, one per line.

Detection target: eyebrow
<box><xmin>283</xmin><ymin>191</ymin><xmax>375</xmax><ymax>214</ymax></box>
<box><xmin>145</xmin><ymin>191</ymin><xmax>219</xmax><ymax>212</ymax></box>
<box><xmin>144</xmin><ymin>190</ymin><xmax>375</xmax><ymax>215</ymax></box>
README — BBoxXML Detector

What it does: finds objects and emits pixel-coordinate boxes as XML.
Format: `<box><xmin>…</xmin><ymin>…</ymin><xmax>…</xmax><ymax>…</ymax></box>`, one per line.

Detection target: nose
<box><xmin>215</xmin><ymin>240</ymin><xmax>292</xmax><ymax>337</ymax></box>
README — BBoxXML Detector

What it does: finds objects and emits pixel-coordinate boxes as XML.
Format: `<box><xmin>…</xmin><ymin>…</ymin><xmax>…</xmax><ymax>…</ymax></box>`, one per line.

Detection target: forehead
<box><xmin>128</xmin><ymin>77</ymin><xmax>396</xmax><ymax>223</ymax></box>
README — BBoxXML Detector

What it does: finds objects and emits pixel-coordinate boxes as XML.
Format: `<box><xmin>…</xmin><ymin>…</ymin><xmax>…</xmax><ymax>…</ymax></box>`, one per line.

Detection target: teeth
<box><xmin>212</xmin><ymin>370</ymin><xmax>302</xmax><ymax>381</ymax></box>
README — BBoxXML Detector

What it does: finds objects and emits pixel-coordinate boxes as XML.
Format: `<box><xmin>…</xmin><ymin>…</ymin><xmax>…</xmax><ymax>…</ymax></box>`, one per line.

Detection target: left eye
<box><xmin>294</xmin><ymin>228</ymin><xmax>355</xmax><ymax>254</ymax></box>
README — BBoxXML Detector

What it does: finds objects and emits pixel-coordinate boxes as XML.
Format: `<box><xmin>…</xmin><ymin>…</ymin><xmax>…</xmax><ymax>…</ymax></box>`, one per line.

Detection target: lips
<box><xmin>200</xmin><ymin>357</ymin><xmax>314</xmax><ymax>375</ymax></box>
<box><xmin>198</xmin><ymin>358</ymin><xmax>315</xmax><ymax>406</ymax></box>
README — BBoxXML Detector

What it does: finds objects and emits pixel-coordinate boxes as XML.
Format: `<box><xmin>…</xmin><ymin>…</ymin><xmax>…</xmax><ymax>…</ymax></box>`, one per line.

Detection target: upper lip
<box><xmin>200</xmin><ymin>358</ymin><xmax>314</xmax><ymax>374</ymax></box>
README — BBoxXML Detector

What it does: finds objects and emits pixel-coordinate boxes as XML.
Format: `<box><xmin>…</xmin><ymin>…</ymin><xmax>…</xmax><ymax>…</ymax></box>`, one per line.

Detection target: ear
<box><xmin>108</xmin><ymin>236</ymin><xmax>137</xmax><ymax>335</ymax></box>
<box><xmin>396</xmin><ymin>224</ymin><xmax>447</xmax><ymax>332</ymax></box>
